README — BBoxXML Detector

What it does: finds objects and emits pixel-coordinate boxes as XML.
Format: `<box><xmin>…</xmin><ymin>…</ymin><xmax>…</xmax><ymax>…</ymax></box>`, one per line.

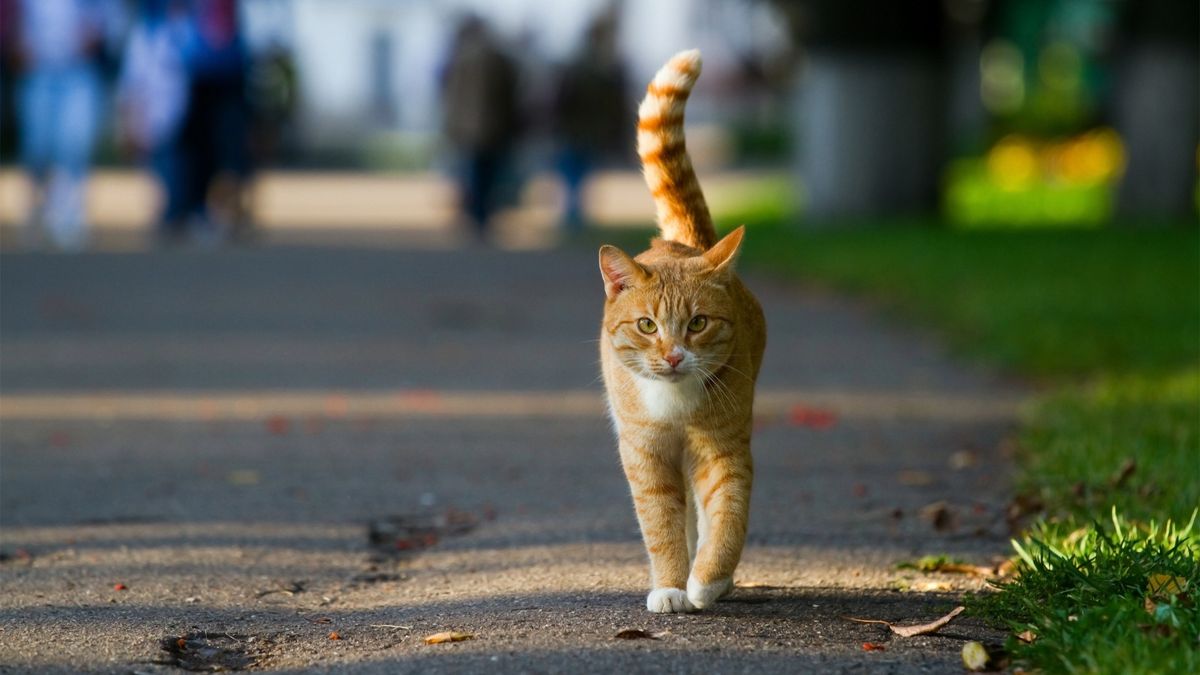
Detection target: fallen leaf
<box><xmin>1005</xmin><ymin>493</ymin><xmax>1043</xmax><ymax>528</ymax></box>
<box><xmin>844</xmin><ymin>606</ymin><xmax>965</xmax><ymax>637</ymax></box>
<box><xmin>907</xmin><ymin>557</ymin><xmax>993</xmax><ymax>578</ymax></box>
<box><xmin>1109</xmin><ymin>458</ymin><xmax>1136</xmax><ymax>488</ymax></box>
<box><xmin>862</xmin><ymin>642</ymin><xmax>886</xmax><ymax>651</ymax></box>
<box><xmin>255</xmin><ymin>580</ymin><xmax>305</xmax><ymax>598</ymax></box>
<box><xmin>788</xmin><ymin>404</ymin><xmax>837</xmax><ymax>430</ymax></box>
<box><xmin>1015</xmin><ymin>630</ymin><xmax>1036</xmax><ymax>643</ymax></box>
<box><xmin>265</xmin><ymin>416</ymin><xmax>290</xmax><ymax>435</ymax></box>
<box><xmin>113</xmin><ymin>583</ymin><xmax>128</xmax><ymax>591</ymax></box>
<box><xmin>995</xmin><ymin>559</ymin><xmax>1017</xmax><ymax>578</ymax></box>
<box><xmin>614</xmin><ymin>629</ymin><xmax>662</xmax><ymax>640</ymax></box>
<box><xmin>890</xmin><ymin>606</ymin><xmax>965</xmax><ymax>637</ymax></box>
<box><xmin>424</xmin><ymin>631</ymin><xmax>473</xmax><ymax>645</ymax></box>
<box><xmin>328</xmin><ymin>632</ymin><xmax>341</xmax><ymax>641</ymax></box>
<box><xmin>919</xmin><ymin>501</ymin><xmax>957</xmax><ymax>532</ymax></box>
<box><xmin>1146</xmin><ymin>573</ymin><xmax>1188</xmax><ymax>598</ymax></box>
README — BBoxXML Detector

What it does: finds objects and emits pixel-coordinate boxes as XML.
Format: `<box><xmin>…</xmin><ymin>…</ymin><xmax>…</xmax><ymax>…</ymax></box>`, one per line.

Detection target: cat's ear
<box><xmin>599</xmin><ymin>245</ymin><xmax>648</xmax><ymax>299</ymax></box>
<box><xmin>702</xmin><ymin>225</ymin><xmax>745</xmax><ymax>272</ymax></box>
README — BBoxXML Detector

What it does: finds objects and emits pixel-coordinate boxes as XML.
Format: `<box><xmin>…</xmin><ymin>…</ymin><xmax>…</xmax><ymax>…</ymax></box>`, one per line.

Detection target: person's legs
<box><xmin>45</xmin><ymin>65</ymin><xmax>101</xmax><ymax>251</ymax></box>
<box><xmin>461</xmin><ymin>150</ymin><xmax>489</xmax><ymax>237</ymax></box>
<box><xmin>151</xmin><ymin>137</ymin><xmax>186</xmax><ymax>238</ymax></box>
<box><xmin>558</xmin><ymin>145</ymin><xmax>590</xmax><ymax>233</ymax></box>
<box><xmin>17</xmin><ymin>69</ymin><xmax>55</xmax><ymax>243</ymax></box>
<box><xmin>181</xmin><ymin>81</ymin><xmax>218</xmax><ymax>235</ymax></box>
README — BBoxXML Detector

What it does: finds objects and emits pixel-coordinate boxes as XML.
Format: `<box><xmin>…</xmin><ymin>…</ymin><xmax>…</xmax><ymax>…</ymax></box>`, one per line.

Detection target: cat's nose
<box><xmin>663</xmin><ymin>352</ymin><xmax>684</xmax><ymax>369</ymax></box>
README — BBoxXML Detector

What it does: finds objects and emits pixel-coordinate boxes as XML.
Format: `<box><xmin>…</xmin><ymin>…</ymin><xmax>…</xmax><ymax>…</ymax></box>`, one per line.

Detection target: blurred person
<box><xmin>440</xmin><ymin>16</ymin><xmax>521</xmax><ymax>241</ymax></box>
<box><xmin>245</xmin><ymin>42</ymin><xmax>298</xmax><ymax>169</ymax></box>
<box><xmin>552</xmin><ymin>12</ymin><xmax>630</xmax><ymax>234</ymax></box>
<box><xmin>176</xmin><ymin>0</ymin><xmax>251</xmax><ymax>245</ymax></box>
<box><xmin>1</xmin><ymin>0</ymin><xmax>21</xmax><ymax>165</ymax></box>
<box><xmin>116</xmin><ymin>0</ymin><xmax>190</xmax><ymax>237</ymax></box>
<box><xmin>12</xmin><ymin>0</ymin><xmax>109</xmax><ymax>251</ymax></box>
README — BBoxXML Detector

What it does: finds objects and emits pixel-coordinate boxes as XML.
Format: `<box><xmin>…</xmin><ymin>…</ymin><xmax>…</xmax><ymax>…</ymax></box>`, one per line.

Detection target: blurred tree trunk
<box><xmin>1113</xmin><ymin>0</ymin><xmax>1199</xmax><ymax>219</ymax></box>
<box><xmin>780</xmin><ymin>0</ymin><xmax>948</xmax><ymax>219</ymax></box>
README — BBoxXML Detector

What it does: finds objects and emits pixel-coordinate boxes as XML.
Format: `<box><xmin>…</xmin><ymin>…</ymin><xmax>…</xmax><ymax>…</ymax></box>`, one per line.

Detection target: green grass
<box><xmin>725</xmin><ymin>219</ymin><xmax>1200</xmax><ymax>674</ymax></box>
<box><xmin>1021</xmin><ymin>369</ymin><xmax>1200</xmax><ymax>522</ymax></box>
<box><xmin>736</xmin><ymin>222</ymin><xmax>1199</xmax><ymax>379</ymax></box>
<box><xmin>972</xmin><ymin>511</ymin><xmax>1199</xmax><ymax>675</ymax></box>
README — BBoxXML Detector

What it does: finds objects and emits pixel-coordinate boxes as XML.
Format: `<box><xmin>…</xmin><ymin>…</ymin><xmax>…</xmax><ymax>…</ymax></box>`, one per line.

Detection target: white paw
<box><xmin>686</xmin><ymin>576</ymin><xmax>733</xmax><ymax>609</ymax></box>
<box><xmin>646</xmin><ymin>588</ymin><xmax>695</xmax><ymax>613</ymax></box>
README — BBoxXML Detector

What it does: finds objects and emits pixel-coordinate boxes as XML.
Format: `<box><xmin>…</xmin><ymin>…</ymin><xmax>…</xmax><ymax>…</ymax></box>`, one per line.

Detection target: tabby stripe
<box><xmin>637</xmin><ymin>112</ymin><xmax>685</xmax><ymax>132</ymax></box>
<box><xmin>639</xmin><ymin>139</ymin><xmax>686</xmax><ymax>165</ymax></box>
<box><xmin>645</xmin><ymin>83</ymin><xmax>689</xmax><ymax>99</ymax></box>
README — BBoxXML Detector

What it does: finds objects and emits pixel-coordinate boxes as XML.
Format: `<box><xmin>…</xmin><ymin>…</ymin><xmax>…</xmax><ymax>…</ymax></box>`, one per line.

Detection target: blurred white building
<box><xmin>242</xmin><ymin>0</ymin><xmax>790</xmax><ymax>154</ymax></box>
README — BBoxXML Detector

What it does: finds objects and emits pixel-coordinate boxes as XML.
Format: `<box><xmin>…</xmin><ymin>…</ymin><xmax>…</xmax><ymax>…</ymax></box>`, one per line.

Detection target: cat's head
<box><xmin>599</xmin><ymin>227</ymin><xmax>745</xmax><ymax>382</ymax></box>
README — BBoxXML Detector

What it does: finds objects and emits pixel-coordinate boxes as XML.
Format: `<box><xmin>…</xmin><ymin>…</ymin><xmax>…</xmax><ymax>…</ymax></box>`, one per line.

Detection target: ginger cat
<box><xmin>598</xmin><ymin>49</ymin><xmax>766</xmax><ymax>613</ymax></box>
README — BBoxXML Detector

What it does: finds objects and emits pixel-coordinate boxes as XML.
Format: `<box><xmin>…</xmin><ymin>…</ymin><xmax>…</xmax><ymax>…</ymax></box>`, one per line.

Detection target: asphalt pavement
<box><xmin>0</xmin><ymin>240</ymin><xmax>1024</xmax><ymax>673</ymax></box>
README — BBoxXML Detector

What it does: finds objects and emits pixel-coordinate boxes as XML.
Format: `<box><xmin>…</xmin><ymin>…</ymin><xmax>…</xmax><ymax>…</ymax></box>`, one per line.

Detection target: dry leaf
<box><xmin>937</xmin><ymin>562</ymin><xmax>995</xmax><ymax>577</ymax></box>
<box><xmin>890</xmin><ymin>606</ymin><xmax>965</xmax><ymax>637</ymax></box>
<box><xmin>1109</xmin><ymin>458</ymin><xmax>1136</xmax><ymax>488</ymax></box>
<box><xmin>328</xmin><ymin>632</ymin><xmax>341</xmax><ymax>641</ymax></box>
<box><xmin>1146</xmin><ymin>573</ymin><xmax>1188</xmax><ymax>598</ymax></box>
<box><xmin>1015</xmin><ymin>630</ymin><xmax>1036</xmax><ymax>643</ymax></box>
<box><xmin>265</xmin><ymin>416</ymin><xmax>290</xmax><ymax>435</ymax></box>
<box><xmin>900</xmin><ymin>555</ymin><xmax>994</xmax><ymax>577</ymax></box>
<box><xmin>845</xmin><ymin>606</ymin><xmax>965</xmax><ymax>637</ymax></box>
<box><xmin>613</xmin><ymin>629</ymin><xmax>663</xmax><ymax>640</ymax></box>
<box><xmin>424</xmin><ymin>631</ymin><xmax>473</xmax><ymax>645</ymax></box>
<box><xmin>919</xmin><ymin>501</ymin><xmax>957</xmax><ymax>532</ymax></box>
<box><xmin>788</xmin><ymin>405</ymin><xmax>837</xmax><ymax>429</ymax></box>
<box><xmin>862</xmin><ymin>642</ymin><xmax>886</xmax><ymax>651</ymax></box>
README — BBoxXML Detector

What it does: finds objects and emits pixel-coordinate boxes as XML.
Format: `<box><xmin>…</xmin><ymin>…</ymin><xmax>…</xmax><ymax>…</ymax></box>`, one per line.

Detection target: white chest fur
<box><xmin>634</xmin><ymin>376</ymin><xmax>705</xmax><ymax>422</ymax></box>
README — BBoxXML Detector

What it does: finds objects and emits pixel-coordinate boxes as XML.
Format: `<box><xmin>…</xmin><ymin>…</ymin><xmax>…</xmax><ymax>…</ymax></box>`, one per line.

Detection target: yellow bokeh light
<box><xmin>987</xmin><ymin>135</ymin><xmax>1039</xmax><ymax>190</ymax></box>
<box><xmin>1056</xmin><ymin>128</ymin><xmax>1125</xmax><ymax>185</ymax></box>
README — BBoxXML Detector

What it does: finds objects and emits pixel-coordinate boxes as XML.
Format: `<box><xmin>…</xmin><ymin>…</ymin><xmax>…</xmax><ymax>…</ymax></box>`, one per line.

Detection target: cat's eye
<box><xmin>636</xmin><ymin>318</ymin><xmax>657</xmax><ymax>334</ymax></box>
<box><xmin>687</xmin><ymin>315</ymin><xmax>708</xmax><ymax>332</ymax></box>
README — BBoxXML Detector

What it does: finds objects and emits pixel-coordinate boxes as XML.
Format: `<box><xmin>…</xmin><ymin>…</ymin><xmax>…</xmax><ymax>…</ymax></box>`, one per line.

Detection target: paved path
<box><xmin>0</xmin><ymin>242</ymin><xmax>1022</xmax><ymax>673</ymax></box>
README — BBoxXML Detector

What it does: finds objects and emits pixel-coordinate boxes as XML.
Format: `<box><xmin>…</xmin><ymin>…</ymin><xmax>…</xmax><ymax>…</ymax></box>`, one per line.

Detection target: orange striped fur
<box><xmin>598</xmin><ymin>50</ymin><xmax>766</xmax><ymax>614</ymax></box>
<box><xmin>636</xmin><ymin>49</ymin><xmax>715</xmax><ymax>250</ymax></box>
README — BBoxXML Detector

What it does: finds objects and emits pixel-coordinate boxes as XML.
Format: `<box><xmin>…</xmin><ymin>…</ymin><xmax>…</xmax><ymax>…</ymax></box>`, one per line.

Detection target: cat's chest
<box><xmin>632</xmin><ymin>377</ymin><xmax>706</xmax><ymax>422</ymax></box>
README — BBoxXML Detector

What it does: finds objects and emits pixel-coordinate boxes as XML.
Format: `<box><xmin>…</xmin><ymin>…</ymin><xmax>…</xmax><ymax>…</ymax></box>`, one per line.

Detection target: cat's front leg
<box><xmin>686</xmin><ymin>436</ymin><xmax>752</xmax><ymax>609</ymax></box>
<box><xmin>619</xmin><ymin>439</ymin><xmax>694</xmax><ymax>613</ymax></box>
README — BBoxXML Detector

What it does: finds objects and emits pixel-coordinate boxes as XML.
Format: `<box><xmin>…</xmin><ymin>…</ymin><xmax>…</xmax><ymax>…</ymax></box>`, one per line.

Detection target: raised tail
<box><xmin>637</xmin><ymin>49</ymin><xmax>715</xmax><ymax>250</ymax></box>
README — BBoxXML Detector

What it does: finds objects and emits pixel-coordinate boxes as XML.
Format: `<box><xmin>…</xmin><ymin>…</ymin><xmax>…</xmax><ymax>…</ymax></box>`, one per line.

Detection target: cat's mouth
<box><xmin>645</xmin><ymin>369</ymin><xmax>691</xmax><ymax>382</ymax></box>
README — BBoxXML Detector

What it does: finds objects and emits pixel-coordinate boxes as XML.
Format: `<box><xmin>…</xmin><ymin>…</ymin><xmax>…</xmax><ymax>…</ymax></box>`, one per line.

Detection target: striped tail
<box><xmin>637</xmin><ymin>49</ymin><xmax>715</xmax><ymax>250</ymax></box>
